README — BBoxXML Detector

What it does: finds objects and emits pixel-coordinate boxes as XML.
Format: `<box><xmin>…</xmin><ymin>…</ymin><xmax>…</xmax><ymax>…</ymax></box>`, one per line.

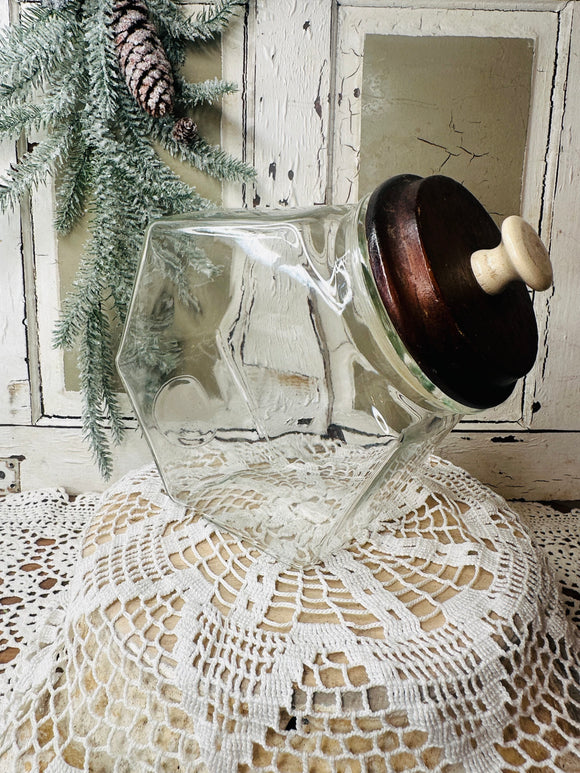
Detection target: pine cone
<box><xmin>110</xmin><ymin>0</ymin><xmax>174</xmax><ymax>117</ymax></box>
<box><xmin>172</xmin><ymin>117</ymin><xmax>198</xmax><ymax>144</ymax></box>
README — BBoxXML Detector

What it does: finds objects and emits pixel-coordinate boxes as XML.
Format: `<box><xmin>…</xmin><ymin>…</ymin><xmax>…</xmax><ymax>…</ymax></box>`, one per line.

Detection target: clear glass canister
<box><xmin>117</xmin><ymin>174</ymin><xmax>551</xmax><ymax>566</ymax></box>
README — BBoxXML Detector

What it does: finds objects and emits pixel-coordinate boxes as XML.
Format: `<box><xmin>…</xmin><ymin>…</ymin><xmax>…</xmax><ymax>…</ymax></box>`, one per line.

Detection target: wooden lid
<box><xmin>365</xmin><ymin>174</ymin><xmax>539</xmax><ymax>409</ymax></box>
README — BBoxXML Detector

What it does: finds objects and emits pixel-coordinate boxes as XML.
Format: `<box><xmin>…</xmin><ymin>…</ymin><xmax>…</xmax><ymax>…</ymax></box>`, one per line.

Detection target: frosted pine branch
<box><xmin>0</xmin><ymin>128</ymin><xmax>71</xmax><ymax>211</ymax></box>
<box><xmin>0</xmin><ymin>6</ymin><xmax>79</xmax><ymax>100</ymax></box>
<box><xmin>1</xmin><ymin>0</ymin><xmax>255</xmax><ymax>477</ymax></box>
<box><xmin>53</xmin><ymin>257</ymin><xmax>105</xmax><ymax>350</ymax></box>
<box><xmin>79</xmin><ymin>306</ymin><xmax>124</xmax><ymax>479</ymax></box>
<box><xmin>147</xmin><ymin>0</ymin><xmax>243</xmax><ymax>44</ymax></box>
<box><xmin>175</xmin><ymin>75</ymin><xmax>237</xmax><ymax>109</ymax></box>
<box><xmin>192</xmin><ymin>0</ymin><xmax>245</xmax><ymax>41</ymax></box>
<box><xmin>82</xmin><ymin>0</ymin><xmax>121</xmax><ymax>121</ymax></box>
<box><xmin>150</xmin><ymin>117</ymin><xmax>254</xmax><ymax>181</ymax></box>
<box><xmin>0</xmin><ymin>68</ymin><xmax>82</xmax><ymax>138</ymax></box>
<box><xmin>54</xmin><ymin>138</ymin><xmax>92</xmax><ymax>235</ymax></box>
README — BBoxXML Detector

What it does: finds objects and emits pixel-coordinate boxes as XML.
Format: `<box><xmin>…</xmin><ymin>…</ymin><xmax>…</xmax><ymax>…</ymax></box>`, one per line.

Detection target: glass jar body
<box><xmin>118</xmin><ymin>200</ymin><xmax>468</xmax><ymax>566</ymax></box>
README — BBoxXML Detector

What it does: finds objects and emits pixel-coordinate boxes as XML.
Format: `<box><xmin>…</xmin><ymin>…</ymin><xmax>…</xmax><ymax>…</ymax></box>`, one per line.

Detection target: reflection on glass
<box><xmin>360</xmin><ymin>35</ymin><xmax>534</xmax><ymax>223</ymax></box>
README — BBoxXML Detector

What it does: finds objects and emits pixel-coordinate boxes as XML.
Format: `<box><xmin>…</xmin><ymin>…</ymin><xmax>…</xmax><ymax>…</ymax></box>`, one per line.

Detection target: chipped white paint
<box><xmin>331</xmin><ymin>3</ymin><xmax>568</xmax><ymax>427</ymax></box>
<box><xmin>441</xmin><ymin>431</ymin><xmax>580</xmax><ymax>501</ymax></box>
<box><xmin>527</xmin><ymin>1</ymin><xmax>580</xmax><ymax>431</ymax></box>
<box><xmin>221</xmin><ymin>2</ymin><xmax>251</xmax><ymax>208</ymax></box>
<box><xmin>0</xmin><ymin>1</ymin><xmax>31</xmax><ymax>426</ymax></box>
<box><xmin>0</xmin><ymin>186</ymin><xmax>31</xmax><ymax>425</ymax></box>
<box><xmin>332</xmin><ymin>4</ymin><xmax>565</xmax><ymax>219</ymax></box>
<box><xmin>343</xmin><ymin>0</ymin><xmax>570</xmax><ymax>7</ymax></box>
<box><xmin>1</xmin><ymin>0</ymin><xmax>580</xmax><ymax>498</ymax></box>
<box><xmin>0</xmin><ymin>425</ymin><xmax>150</xmax><ymax>493</ymax></box>
<box><xmin>251</xmin><ymin>0</ymin><xmax>332</xmax><ymax>207</ymax></box>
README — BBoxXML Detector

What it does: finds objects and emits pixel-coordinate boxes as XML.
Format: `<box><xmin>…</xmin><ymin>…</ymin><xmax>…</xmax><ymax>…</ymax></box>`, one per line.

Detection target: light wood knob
<box><xmin>471</xmin><ymin>215</ymin><xmax>552</xmax><ymax>295</ymax></box>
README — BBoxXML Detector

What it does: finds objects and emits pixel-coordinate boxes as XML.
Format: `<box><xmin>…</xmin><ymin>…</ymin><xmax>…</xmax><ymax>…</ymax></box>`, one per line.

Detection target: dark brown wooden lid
<box><xmin>365</xmin><ymin>174</ymin><xmax>538</xmax><ymax>409</ymax></box>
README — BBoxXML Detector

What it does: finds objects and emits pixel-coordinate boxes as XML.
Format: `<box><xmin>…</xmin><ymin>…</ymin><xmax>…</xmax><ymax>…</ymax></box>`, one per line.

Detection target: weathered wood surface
<box><xmin>1</xmin><ymin>425</ymin><xmax>579</xmax><ymax>502</ymax></box>
<box><xmin>251</xmin><ymin>0</ymin><xmax>332</xmax><ymax>208</ymax></box>
<box><xmin>528</xmin><ymin>2</ymin><xmax>580</xmax><ymax>432</ymax></box>
<box><xmin>0</xmin><ymin>0</ymin><xmax>31</xmax><ymax>427</ymax></box>
<box><xmin>0</xmin><ymin>426</ymin><xmax>151</xmax><ymax>494</ymax></box>
<box><xmin>0</xmin><ymin>0</ymin><xmax>579</xmax><ymax>499</ymax></box>
<box><xmin>441</xmin><ymin>431</ymin><xmax>580</xmax><ymax>501</ymax></box>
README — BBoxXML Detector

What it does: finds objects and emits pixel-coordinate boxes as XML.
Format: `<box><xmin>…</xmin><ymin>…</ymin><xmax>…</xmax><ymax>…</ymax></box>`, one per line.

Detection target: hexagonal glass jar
<box><xmin>117</xmin><ymin>175</ymin><xmax>543</xmax><ymax>566</ymax></box>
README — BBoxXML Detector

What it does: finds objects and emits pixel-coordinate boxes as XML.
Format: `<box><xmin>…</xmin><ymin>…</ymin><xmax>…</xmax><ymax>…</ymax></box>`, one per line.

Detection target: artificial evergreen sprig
<box><xmin>0</xmin><ymin>127</ymin><xmax>73</xmax><ymax>209</ymax></box>
<box><xmin>0</xmin><ymin>0</ymin><xmax>254</xmax><ymax>478</ymax></box>
<box><xmin>0</xmin><ymin>5</ymin><xmax>80</xmax><ymax>100</ymax></box>
<box><xmin>176</xmin><ymin>75</ymin><xmax>238</xmax><ymax>110</ymax></box>
<box><xmin>147</xmin><ymin>0</ymin><xmax>242</xmax><ymax>52</ymax></box>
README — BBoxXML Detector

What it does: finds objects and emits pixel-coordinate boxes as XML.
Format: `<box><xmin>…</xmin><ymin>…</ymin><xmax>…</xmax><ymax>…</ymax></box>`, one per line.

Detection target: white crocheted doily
<box><xmin>511</xmin><ymin>501</ymin><xmax>580</xmax><ymax>630</ymax></box>
<box><xmin>0</xmin><ymin>458</ymin><xmax>579</xmax><ymax>772</ymax></box>
<box><xmin>0</xmin><ymin>489</ymin><xmax>100</xmax><ymax>717</ymax></box>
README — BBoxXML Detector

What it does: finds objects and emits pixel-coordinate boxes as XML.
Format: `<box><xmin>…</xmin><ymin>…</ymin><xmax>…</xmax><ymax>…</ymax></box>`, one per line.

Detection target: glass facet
<box><xmin>117</xmin><ymin>199</ymin><xmax>467</xmax><ymax>566</ymax></box>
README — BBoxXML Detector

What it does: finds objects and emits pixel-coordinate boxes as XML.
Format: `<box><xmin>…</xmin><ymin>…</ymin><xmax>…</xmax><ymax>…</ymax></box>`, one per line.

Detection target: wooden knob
<box><xmin>470</xmin><ymin>215</ymin><xmax>552</xmax><ymax>295</ymax></box>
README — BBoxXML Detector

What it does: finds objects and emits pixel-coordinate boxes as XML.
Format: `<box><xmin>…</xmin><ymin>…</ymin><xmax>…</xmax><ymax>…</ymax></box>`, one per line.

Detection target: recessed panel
<box><xmin>359</xmin><ymin>35</ymin><xmax>534</xmax><ymax>222</ymax></box>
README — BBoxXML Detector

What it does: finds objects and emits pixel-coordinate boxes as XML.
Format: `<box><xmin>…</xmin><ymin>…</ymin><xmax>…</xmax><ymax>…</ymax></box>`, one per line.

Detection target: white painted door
<box><xmin>1</xmin><ymin>0</ymin><xmax>579</xmax><ymax>499</ymax></box>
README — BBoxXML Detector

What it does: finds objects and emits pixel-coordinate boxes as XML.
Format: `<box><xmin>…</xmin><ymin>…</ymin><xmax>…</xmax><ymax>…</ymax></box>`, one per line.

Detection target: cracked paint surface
<box><xmin>357</xmin><ymin>34</ymin><xmax>534</xmax><ymax>224</ymax></box>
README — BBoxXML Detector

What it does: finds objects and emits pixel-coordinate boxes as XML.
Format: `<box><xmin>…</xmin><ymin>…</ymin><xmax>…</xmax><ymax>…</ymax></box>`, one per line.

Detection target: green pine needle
<box><xmin>79</xmin><ymin>305</ymin><xmax>124</xmax><ymax>478</ymax></box>
<box><xmin>0</xmin><ymin>0</ymin><xmax>254</xmax><ymax>477</ymax></box>
<box><xmin>148</xmin><ymin>0</ymin><xmax>244</xmax><ymax>45</ymax></box>
<box><xmin>145</xmin><ymin>113</ymin><xmax>255</xmax><ymax>183</ymax></box>
<box><xmin>0</xmin><ymin>6</ymin><xmax>80</xmax><ymax>101</ymax></box>
<box><xmin>0</xmin><ymin>127</ymin><xmax>72</xmax><ymax>212</ymax></box>
<box><xmin>175</xmin><ymin>75</ymin><xmax>238</xmax><ymax>109</ymax></box>
<box><xmin>54</xmin><ymin>137</ymin><xmax>92</xmax><ymax>235</ymax></box>
<box><xmin>0</xmin><ymin>69</ymin><xmax>81</xmax><ymax>138</ymax></box>
<box><xmin>194</xmin><ymin>0</ymin><xmax>246</xmax><ymax>40</ymax></box>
